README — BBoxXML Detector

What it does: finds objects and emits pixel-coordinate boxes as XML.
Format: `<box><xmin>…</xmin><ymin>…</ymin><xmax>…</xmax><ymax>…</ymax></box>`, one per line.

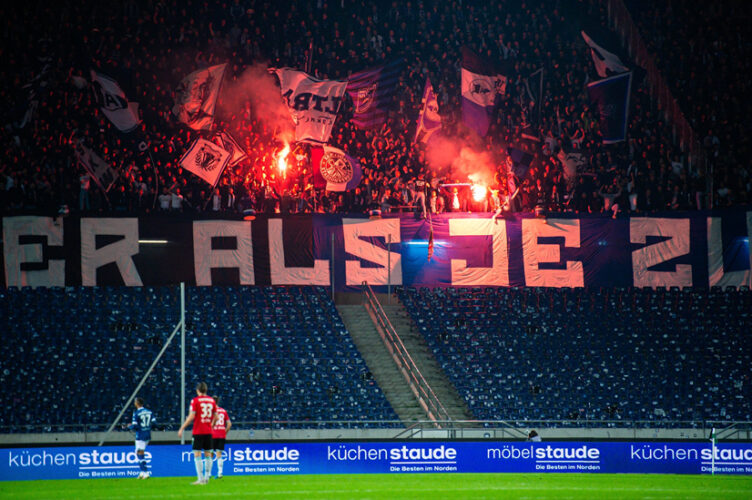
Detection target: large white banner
<box><xmin>274</xmin><ymin>68</ymin><xmax>347</xmax><ymax>144</ymax></box>
<box><xmin>2</xmin><ymin>216</ymin><xmax>64</xmax><ymax>287</ymax></box>
<box><xmin>3</xmin><ymin>212</ymin><xmax>752</xmax><ymax>289</ymax></box>
<box><xmin>630</xmin><ymin>218</ymin><xmax>692</xmax><ymax>288</ymax></box>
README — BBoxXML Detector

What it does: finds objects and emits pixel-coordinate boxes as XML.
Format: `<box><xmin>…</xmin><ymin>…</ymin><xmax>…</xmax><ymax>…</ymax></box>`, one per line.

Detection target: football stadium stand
<box><xmin>2</xmin><ymin>284</ymin><xmax>750</xmax><ymax>433</ymax></box>
<box><xmin>398</xmin><ymin>286</ymin><xmax>752</xmax><ymax>425</ymax></box>
<box><xmin>1</xmin><ymin>286</ymin><xmax>397</xmax><ymax>432</ymax></box>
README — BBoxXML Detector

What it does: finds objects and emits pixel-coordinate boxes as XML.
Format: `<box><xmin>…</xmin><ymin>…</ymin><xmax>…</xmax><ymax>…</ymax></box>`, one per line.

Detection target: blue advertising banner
<box><xmin>2</xmin><ymin>441</ymin><xmax>752</xmax><ymax>480</ymax></box>
<box><xmin>2</xmin><ymin>210</ymin><xmax>751</xmax><ymax>289</ymax></box>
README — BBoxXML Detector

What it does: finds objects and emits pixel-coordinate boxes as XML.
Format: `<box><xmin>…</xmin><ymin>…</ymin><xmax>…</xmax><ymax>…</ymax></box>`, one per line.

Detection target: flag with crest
<box><xmin>346</xmin><ymin>59</ymin><xmax>403</xmax><ymax>129</ymax></box>
<box><xmin>310</xmin><ymin>145</ymin><xmax>362</xmax><ymax>191</ymax></box>
<box><xmin>461</xmin><ymin>47</ymin><xmax>507</xmax><ymax>137</ymax></box>
<box><xmin>179</xmin><ymin>138</ymin><xmax>231</xmax><ymax>187</ymax></box>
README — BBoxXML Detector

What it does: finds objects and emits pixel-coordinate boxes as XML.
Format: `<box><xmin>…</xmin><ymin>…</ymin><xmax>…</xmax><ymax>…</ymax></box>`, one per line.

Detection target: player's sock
<box><xmin>217</xmin><ymin>455</ymin><xmax>224</xmax><ymax>477</ymax></box>
<box><xmin>206</xmin><ymin>455</ymin><xmax>214</xmax><ymax>480</ymax></box>
<box><xmin>194</xmin><ymin>456</ymin><xmax>204</xmax><ymax>481</ymax></box>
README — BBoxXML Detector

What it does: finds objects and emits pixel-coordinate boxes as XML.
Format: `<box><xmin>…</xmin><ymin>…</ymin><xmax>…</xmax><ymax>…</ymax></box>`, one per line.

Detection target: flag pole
<box><xmin>427</xmin><ymin>193</ymin><xmax>434</xmax><ymax>262</ymax></box>
<box><xmin>306</xmin><ymin>39</ymin><xmax>314</xmax><ymax>74</ymax></box>
<box><xmin>538</xmin><ymin>68</ymin><xmax>543</xmax><ymax>126</ymax></box>
<box><xmin>149</xmin><ymin>151</ymin><xmax>159</xmax><ymax>210</ymax></box>
<box><xmin>387</xmin><ymin>233</ymin><xmax>391</xmax><ymax>303</ymax></box>
<box><xmin>180</xmin><ymin>282</ymin><xmax>186</xmax><ymax>445</ymax></box>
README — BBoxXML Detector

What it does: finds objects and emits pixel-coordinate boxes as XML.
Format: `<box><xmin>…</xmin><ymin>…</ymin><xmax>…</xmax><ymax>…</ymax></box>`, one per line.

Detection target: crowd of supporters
<box><xmin>624</xmin><ymin>0</ymin><xmax>752</xmax><ymax>210</ymax></box>
<box><xmin>1</xmin><ymin>0</ymin><xmax>749</xmax><ymax>218</ymax></box>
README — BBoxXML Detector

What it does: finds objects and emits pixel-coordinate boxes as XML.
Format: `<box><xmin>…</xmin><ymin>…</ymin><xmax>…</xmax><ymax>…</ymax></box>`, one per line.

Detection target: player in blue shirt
<box><xmin>128</xmin><ymin>398</ymin><xmax>155</xmax><ymax>479</ymax></box>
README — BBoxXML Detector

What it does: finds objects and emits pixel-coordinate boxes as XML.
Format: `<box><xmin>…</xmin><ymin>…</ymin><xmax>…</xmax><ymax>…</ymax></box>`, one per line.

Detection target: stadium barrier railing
<box><xmin>2</xmin><ymin>420</ymin><xmax>751</xmax><ymax>445</ymax></box>
<box><xmin>361</xmin><ymin>282</ymin><xmax>451</xmax><ymax>426</ymax></box>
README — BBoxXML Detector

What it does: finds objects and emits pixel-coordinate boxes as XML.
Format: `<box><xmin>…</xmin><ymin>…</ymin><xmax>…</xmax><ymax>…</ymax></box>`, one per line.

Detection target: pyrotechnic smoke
<box><xmin>221</xmin><ymin>62</ymin><xmax>294</xmax><ymax>143</ymax></box>
<box><xmin>454</xmin><ymin>147</ymin><xmax>496</xmax><ymax>187</ymax></box>
<box><xmin>424</xmin><ymin>134</ymin><xmax>502</xmax><ymax>188</ymax></box>
<box><xmin>424</xmin><ymin>134</ymin><xmax>461</xmax><ymax>171</ymax></box>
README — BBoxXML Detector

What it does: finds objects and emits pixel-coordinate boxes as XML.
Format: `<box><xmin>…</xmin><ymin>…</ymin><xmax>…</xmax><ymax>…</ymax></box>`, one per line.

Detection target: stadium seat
<box><xmin>1</xmin><ymin>286</ymin><xmax>399</xmax><ymax>432</ymax></box>
<box><xmin>397</xmin><ymin>286</ymin><xmax>752</xmax><ymax>426</ymax></box>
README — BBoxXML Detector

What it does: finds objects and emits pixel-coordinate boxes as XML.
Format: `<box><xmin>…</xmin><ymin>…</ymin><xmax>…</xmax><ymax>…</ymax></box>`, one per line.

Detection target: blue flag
<box><xmin>587</xmin><ymin>72</ymin><xmax>632</xmax><ymax>144</ymax></box>
<box><xmin>461</xmin><ymin>47</ymin><xmax>506</xmax><ymax>137</ymax></box>
<box><xmin>346</xmin><ymin>59</ymin><xmax>403</xmax><ymax>129</ymax></box>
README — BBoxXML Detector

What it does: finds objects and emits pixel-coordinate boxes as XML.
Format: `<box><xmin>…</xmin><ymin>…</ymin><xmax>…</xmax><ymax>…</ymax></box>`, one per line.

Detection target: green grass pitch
<box><xmin>1</xmin><ymin>473</ymin><xmax>751</xmax><ymax>499</ymax></box>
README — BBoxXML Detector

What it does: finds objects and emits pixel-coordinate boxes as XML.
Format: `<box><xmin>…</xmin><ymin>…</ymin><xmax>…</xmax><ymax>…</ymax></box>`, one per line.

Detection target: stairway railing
<box><xmin>362</xmin><ymin>282</ymin><xmax>451</xmax><ymax>426</ymax></box>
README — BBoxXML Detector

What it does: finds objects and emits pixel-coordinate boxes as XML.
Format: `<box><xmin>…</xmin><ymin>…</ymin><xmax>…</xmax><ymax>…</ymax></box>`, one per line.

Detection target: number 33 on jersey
<box><xmin>190</xmin><ymin>395</ymin><xmax>217</xmax><ymax>434</ymax></box>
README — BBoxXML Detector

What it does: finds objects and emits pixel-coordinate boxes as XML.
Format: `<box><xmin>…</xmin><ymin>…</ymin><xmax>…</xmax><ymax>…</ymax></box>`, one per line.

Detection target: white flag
<box><xmin>581</xmin><ymin>31</ymin><xmax>629</xmax><ymax>78</ymax></box>
<box><xmin>214</xmin><ymin>130</ymin><xmax>247</xmax><ymax>166</ymax></box>
<box><xmin>90</xmin><ymin>70</ymin><xmax>140</xmax><ymax>133</ymax></box>
<box><xmin>173</xmin><ymin>64</ymin><xmax>227</xmax><ymax>131</ymax></box>
<box><xmin>179</xmin><ymin>138</ymin><xmax>230</xmax><ymax>187</ymax></box>
<box><xmin>274</xmin><ymin>68</ymin><xmax>347</xmax><ymax>144</ymax></box>
<box><xmin>74</xmin><ymin>141</ymin><xmax>119</xmax><ymax>192</ymax></box>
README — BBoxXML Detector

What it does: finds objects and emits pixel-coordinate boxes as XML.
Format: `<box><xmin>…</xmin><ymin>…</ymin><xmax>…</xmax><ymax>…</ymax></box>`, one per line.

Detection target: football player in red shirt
<box><xmin>209</xmin><ymin>395</ymin><xmax>232</xmax><ymax>479</ymax></box>
<box><xmin>178</xmin><ymin>382</ymin><xmax>217</xmax><ymax>485</ymax></box>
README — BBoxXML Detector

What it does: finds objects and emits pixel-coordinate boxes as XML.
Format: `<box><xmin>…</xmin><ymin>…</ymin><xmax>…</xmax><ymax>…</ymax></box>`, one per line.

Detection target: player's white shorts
<box><xmin>135</xmin><ymin>440</ymin><xmax>149</xmax><ymax>452</ymax></box>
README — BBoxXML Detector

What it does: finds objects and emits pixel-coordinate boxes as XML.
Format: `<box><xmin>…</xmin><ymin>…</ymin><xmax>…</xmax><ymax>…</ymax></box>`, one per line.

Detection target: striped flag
<box><xmin>507</xmin><ymin>147</ymin><xmax>534</xmax><ymax>179</ymax></box>
<box><xmin>346</xmin><ymin>59</ymin><xmax>403</xmax><ymax>129</ymax></box>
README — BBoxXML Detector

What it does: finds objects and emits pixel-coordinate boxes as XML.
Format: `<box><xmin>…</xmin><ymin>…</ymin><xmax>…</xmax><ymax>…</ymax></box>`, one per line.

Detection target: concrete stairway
<box><xmin>380</xmin><ymin>300</ymin><xmax>474</xmax><ymax>422</ymax></box>
<box><xmin>336</xmin><ymin>304</ymin><xmax>426</xmax><ymax>422</ymax></box>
